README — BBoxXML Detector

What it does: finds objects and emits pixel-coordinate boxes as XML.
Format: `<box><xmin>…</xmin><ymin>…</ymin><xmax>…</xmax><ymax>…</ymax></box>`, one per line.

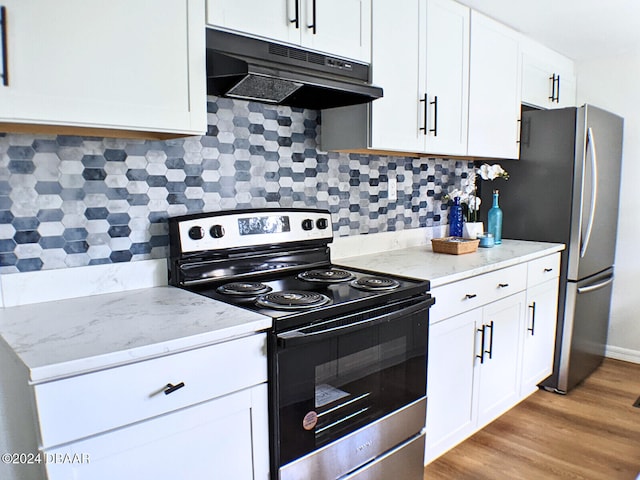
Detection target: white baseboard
<box><xmin>605</xmin><ymin>345</ymin><xmax>640</xmax><ymax>364</ymax></box>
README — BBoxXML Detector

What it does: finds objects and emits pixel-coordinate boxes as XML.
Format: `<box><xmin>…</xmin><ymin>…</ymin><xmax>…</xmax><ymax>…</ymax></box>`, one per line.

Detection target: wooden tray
<box><xmin>431</xmin><ymin>237</ymin><xmax>480</xmax><ymax>255</ymax></box>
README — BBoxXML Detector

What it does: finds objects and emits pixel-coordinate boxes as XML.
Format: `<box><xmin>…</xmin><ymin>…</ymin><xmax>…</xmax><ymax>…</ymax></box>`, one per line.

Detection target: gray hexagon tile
<box><xmin>0</xmin><ymin>97</ymin><xmax>474</xmax><ymax>273</ymax></box>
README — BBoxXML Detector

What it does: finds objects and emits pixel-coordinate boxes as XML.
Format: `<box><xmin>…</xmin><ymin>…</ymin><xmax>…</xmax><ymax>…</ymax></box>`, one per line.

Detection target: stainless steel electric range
<box><xmin>168</xmin><ymin>208</ymin><xmax>434</xmax><ymax>480</ymax></box>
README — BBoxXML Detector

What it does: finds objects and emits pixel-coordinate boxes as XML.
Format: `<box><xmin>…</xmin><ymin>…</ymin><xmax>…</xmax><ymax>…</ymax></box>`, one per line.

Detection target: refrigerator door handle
<box><xmin>577</xmin><ymin>276</ymin><xmax>613</xmax><ymax>294</ymax></box>
<box><xmin>580</xmin><ymin>127</ymin><xmax>599</xmax><ymax>259</ymax></box>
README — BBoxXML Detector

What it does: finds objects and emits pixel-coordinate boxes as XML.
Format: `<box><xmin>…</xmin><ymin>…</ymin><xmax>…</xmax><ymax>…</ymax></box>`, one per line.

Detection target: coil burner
<box><xmin>297</xmin><ymin>269</ymin><xmax>355</xmax><ymax>283</ymax></box>
<box><xmin>256</xmin><ymin>291</ymin><xmax>332</xmax><ymax>310</ymax></box>
<box><xmin>350</xmin><ymin>276</ymin><xmax>401</xmax><ymax>292</ymax></box>
<box><xmin>217</xmin><ymin>282</ymin><xmax>273</xmax><ymax>296</ymax></box>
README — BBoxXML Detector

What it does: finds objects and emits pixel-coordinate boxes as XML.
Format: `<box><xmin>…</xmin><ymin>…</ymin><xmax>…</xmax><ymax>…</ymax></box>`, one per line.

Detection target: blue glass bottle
<box><xmin>449</xmin><ymin>196</ymin><xmax>463</xmax><ymax>237</ymax></box>
<box><xmin>487</xmin><ymin>190</ymin><xmax>503</xmax><ymax>245</ymax></box>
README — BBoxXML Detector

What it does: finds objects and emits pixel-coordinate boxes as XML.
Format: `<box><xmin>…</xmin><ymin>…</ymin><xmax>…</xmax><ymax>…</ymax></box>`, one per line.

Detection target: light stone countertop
<box><xmin>0</xmin><ymin>286</ymin><xmax>271</xmax><ymax>383</ymax></box>
<box><xmin>336</xmin><ymin>239</ymin><xmax>565</xmax><ymax>288</ymax></box>
<box><xmin>0</xmin><ymin>238</ymin><xmax>563</xmax><ymax>385</ymax></box>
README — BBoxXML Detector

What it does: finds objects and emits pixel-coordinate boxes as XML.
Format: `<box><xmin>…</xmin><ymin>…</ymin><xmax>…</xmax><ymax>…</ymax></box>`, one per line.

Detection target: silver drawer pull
<box><xmin>164</xmin><ymin>382</ymin><xmax>185</xmax><ymax>395</ymax></box>
<box><xmin>465</xmin><ymin>294</ymin><xmax>477</xmax><ymax>300</ymax></box>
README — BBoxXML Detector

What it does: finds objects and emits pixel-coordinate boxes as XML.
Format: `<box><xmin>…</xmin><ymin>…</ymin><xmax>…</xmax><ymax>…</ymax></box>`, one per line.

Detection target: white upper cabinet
<box><xmin>206</xmin><ymin>0</ymin><xmax>371</xmax><ymax>62</ymax></box>
<box><xmin>206</xmin><ymin>0</ymin><xmax>298</xmax><ymax>46</ymax></box>
<box><xmin>367</xmin><ymin>0</ymin><xmax>423</xmax><ymax>152</ymax></box>
<box><xmin>521</xmin><ymin>38</ymin><xmax>576</xmax><ymax>109</ymax></box>
<box><xmin>467</xmin><ymin>11</ymin><xmax>521</xmax><ymax>159</ymax></box>
<box><xmin>422</xmin><ymin>0</ymin><xmax>469</xmax><ymax>156</ymax></box>
<box><xmin>322</xmin><ymin>0</ymin><xmax>469</xmax><ymax>155</ymax></box>
<box><xmin>301</xmin><ymin>0</ymin><xmax>370</xmax><ymax>62</ymax></box>
<box><xmin>0</xmin><ymin>0</ymin><xmax>206</xmax><ymax>137</ymax></box>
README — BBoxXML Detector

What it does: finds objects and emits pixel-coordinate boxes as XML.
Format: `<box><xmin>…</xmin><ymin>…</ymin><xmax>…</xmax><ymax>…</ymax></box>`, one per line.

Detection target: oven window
<box><xmin>277</xmin><ymin>309</ymin><xmax>427</xmax><ymax>465</ymax></box>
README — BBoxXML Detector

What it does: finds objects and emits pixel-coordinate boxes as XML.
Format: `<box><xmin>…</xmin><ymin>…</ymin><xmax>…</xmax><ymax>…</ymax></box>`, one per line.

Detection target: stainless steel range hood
<box><xmin>206</xmin><ymin>29</ymin><xmax>383</xmax><ymax>110</ymax></box>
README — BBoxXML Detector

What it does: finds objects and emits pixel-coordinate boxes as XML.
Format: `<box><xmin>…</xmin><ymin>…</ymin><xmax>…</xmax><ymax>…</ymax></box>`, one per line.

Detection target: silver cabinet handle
<box><xmin>581</xmin><ymin>127</ymin><xmax>598</xmax><ymax>258</ymax></box>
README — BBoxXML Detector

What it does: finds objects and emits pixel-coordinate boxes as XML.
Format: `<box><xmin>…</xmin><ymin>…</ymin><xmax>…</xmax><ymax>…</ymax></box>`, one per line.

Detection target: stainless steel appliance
<box><xmin>206</xmin><ymin>29</ymin><xmax>383</xmax><ymax>109</ymax></box>
<box><xmin>481</xmin><ymin>104</ymin><xmax>624</xmax><ymax>393</ymax></box>
<box><xmin>168</xmin><ymin>209</ymin><xmax>434</xmax><ymax>479</ymax></box>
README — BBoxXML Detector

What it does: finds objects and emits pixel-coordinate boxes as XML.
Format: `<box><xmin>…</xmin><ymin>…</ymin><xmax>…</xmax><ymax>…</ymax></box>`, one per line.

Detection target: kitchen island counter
<box><xmin>336</xmin><ymin>239</ymin><xmax>565</xmax><ymax>287</ymax></box>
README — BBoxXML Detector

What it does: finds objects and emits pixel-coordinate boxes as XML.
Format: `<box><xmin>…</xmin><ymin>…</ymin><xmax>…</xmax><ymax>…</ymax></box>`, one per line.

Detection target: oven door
<box><xmin>274</xmin><ymin>295</ymin><xmax>433</xmax><ymax>479</ymax></box>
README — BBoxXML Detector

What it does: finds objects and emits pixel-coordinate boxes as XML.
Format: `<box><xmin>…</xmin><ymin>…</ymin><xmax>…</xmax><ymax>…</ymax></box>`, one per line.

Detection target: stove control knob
<box><xmin>210</xmin><ymin>224</ymin><xmax>225</xmax><ymax>238</ymax></box>
<box><xmin>301</xmin><ymin>219</ymin><xmax>314</xmax><ymax>231</ymax></box>
<box><xmin>316</xmin><ymin>218</ymin><xmax>329</xmax><ymax>230</ymax></box>
<box><xmin>188</xmin><ymin>226</ymin><xmax>204</xmax><ymax>240</ymax></box>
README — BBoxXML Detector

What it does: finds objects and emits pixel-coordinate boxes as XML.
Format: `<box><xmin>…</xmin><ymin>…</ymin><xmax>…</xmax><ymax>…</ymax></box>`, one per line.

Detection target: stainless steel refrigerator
<box><xmin>480</xmin><ymin>104</ymin><xmax>624</xmax><ymax>393</ymax></box>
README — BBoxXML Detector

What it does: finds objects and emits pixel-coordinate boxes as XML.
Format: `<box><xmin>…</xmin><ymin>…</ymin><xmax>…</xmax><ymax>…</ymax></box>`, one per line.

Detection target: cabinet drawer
<box><xmin>430</xmin><ymin>264</ymin><xmax>527</xmax><ymax>323</ymax></box>
<box><xmin>33</xmin><ymin>333</ymin><xmax>267</xmax><ymax>448</ymax></box>
<box><xmin>527</xmin><ymin>253</ymin><xmax>561</xmax><ymax>287</ymax></box>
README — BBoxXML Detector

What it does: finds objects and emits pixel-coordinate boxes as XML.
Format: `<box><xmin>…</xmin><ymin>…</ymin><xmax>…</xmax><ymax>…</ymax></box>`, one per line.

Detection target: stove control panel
<box><xmin>175</xmin><ymin>210</ymin><xmax>334</xmax><ymax>253</ymax></box>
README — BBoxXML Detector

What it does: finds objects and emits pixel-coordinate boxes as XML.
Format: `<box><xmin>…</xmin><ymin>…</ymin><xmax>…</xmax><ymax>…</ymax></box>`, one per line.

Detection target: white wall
<box><xmin>576</xmin><ymin>53</ymin><xmax>640</xmax><ymax>363</ymax></box>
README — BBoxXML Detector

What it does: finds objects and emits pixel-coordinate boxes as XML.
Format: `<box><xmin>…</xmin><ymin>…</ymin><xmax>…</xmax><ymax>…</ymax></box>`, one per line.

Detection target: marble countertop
<box><xmin>0</xmin><ymin>238</ymin><xmax>563</xmax><ymax>384</ymax></box>
<box><xmin>336</xmin><ymin>239</ymin><xmax>565</xmax><ymax>288</ymax></box>
<box><xmin>0</xmin><ymin>286</ymin><xmax>271</xmax><ymax>383</ymax></box>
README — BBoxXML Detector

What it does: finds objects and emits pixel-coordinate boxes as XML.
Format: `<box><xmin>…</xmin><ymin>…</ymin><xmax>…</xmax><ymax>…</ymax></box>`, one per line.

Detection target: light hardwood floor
<box><xmin>424</xmin><ymin>358</ymin><xmax>640</xmax><ymax>479</ymax></box>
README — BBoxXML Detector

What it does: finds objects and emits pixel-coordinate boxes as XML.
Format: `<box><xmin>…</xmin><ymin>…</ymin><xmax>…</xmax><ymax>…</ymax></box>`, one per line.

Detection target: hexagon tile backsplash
<box><xmin>0</xmin><ymin>96</ymin><xmax>473</xmax><ymax>273</ymax></box>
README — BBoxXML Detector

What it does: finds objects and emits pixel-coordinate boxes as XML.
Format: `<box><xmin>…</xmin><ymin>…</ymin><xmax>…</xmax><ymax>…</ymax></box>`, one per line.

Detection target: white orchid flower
<box><xmin>479</xmin><ymin>163</ymin><xmax>509</xmax><ymax>181</ymax></box>
<box><xmin>468</xmin><ymin>196</ymin><xmax>481</xmax><ymax>211</ymax></box>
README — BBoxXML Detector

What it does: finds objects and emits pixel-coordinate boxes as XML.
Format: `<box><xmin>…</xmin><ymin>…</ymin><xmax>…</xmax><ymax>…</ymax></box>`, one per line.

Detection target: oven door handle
<box><xmin>276</xmin><ymin>298</ymin><xmax>434</xmax><ymax>348</ymax></box>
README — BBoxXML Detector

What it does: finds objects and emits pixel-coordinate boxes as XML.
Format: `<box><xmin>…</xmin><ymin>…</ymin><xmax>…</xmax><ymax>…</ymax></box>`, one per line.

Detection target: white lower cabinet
<box><xmin>521</xmin><ymin>254</ymin><xmax>561</xmax><ymax>396</ymax></box>
<box><xmin>426</xmin><ymin>308</ymin><xmax>477</xmax><ymax>460</ymax></box>
<box><xmin>426</xmin><ymin>292</ymin><xmax>524</xmax><ymax>463</ymax></box>
<box><xmin>475</xmin><ymin>294</ymin><xmax>523</xmax><ymax>425</ymax></box>
<box><xmin>45</xmin><ymin>384</ymin><xmax>268</xmax><ymax>480</ymax></box>
<box><xmin>1</xmin><ymin>333</ymin><xmax>269</xmax><ymax>480</ymax></box>
<box><xmin>425</xmin><ymin>253</ymin><xmax>561</xmax><ymax>464</ymax></box>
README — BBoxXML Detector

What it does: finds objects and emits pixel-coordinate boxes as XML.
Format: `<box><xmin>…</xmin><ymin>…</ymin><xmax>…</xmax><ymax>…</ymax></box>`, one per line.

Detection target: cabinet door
<box><xmin>0</xmin><ymin>0</ymin><xmax>206</xmax><ymax>135</ymax></box>
<box><xmin>475</xmin><ymin>292</ymin><xmax>524</xmax><ymax>427</ymax></box>
<box><xmin>423</xmin><ymin>0</ymin><xmax>469</xmax><ymax>156</ymax></box>
<box><xmin>45</xmin><ymin>384</ymin><xmax>269</xmax><ymax>480</ymax></box>
<box><xmin>300</xmin><ymin>0</ymin><xmax>371</xmax><ymax>62</ymax></box>
<box><xmin>425</xmin><ymin>309</ymin><xmax>478</xmax><ymax>464</ymax></box>
<box><xmin>522</xmin><ymin>56</ymin><xmax>558</xmax><ymax>109</ymax></box>
<box><xmin>369</xmin><ymin>0</ymin><xmax>423</xmax><ymax>152</ymax></box>
<box><xmin>521</xmin><ymin>40</ymin><xmax>576</xmax><ymax>110</ymax></box>
<box><xmin>521</xmin><ymin>278</ymin><xmax>559</xmax><ymax>396</ymax></box>
<box><xmin>206</xmin><ymin>0</ymin><xmax>300</xmax><ymax>46</ymax></box>
<box><xmin>467</xmin><ymin>11</ymin><xmax>521</xmax><ymax>159</ymax></box>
